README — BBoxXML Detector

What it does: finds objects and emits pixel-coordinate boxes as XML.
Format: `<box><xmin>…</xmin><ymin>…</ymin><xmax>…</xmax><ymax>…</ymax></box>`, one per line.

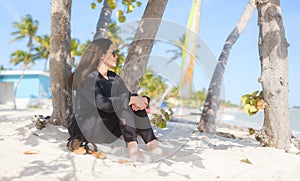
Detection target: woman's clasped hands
<box><xmin>129</xmin><ymin>96</ymin><xmax>148</xmax><ymax>111</ymax></box>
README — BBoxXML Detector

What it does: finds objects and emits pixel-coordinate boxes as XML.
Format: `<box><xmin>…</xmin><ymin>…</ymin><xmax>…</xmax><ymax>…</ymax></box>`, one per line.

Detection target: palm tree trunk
<box><xmin>49</xmin><ymin>0</ymin><xmax>73</xmax><ymax>127</ymax></box>
<box><xmin>93</xmin><ymin>0</ymin><xmax>112</xmax><ymax>40</ymax></box>
<box><xmin>198</xmin><ymin>0</ymin><xmax>256</xmax><ymax>133</ymax></box>
<box><xmin>13</xmin><ymin>66</ymin><xmax>27</xmax><ymax>109</ymax></box>
<box><xmin>44</xmin><ymin>58</ymin><xmax>48</xmax><ymax>72</ymax></box>
<box><xmin>120</xmin><ymin>0</ymin><xmax>168</xmax><ymax>92</ymax></box>
<box><xmin>255</xmin><ymin>0</ymin><xmax>290</xmax><ymax>149</ymax></box>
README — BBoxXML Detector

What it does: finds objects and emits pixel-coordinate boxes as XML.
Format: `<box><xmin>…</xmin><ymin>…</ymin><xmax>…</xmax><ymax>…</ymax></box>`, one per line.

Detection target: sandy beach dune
<box><xmin>1</xmin><ymin>108</ymin><xmax>300</xmax><ymax>181</ymax></box>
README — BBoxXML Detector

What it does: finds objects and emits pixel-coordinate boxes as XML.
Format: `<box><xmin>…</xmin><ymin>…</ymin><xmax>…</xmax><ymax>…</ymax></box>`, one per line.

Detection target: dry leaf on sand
<box><xmin>23</xmin><ymin>150</ymin><xmax>39</xmax><ymax>154</ymax></box>
<box><xmin>117</xmin><ymin>159</ymin><xmax>133</xmax><ymax>164</ymax></box>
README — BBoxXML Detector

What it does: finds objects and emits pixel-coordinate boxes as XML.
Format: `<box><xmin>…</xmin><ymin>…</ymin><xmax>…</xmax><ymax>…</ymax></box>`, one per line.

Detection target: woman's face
<box><xmin>102</xmin><ymin>44</ymin><xmax>118</xmax><ymax>69</ymax></box>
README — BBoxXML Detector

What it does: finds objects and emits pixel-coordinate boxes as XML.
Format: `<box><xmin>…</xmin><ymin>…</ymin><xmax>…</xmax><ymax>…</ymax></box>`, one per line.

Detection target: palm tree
<box><xmin>70</xmin><ymin>38</ymin><xmax>81</xmax><ymax>69</ymax></box>
<box><xmin>10</xmin><ymin>50</ymin><xmax>37</xmax><ymax>109</ymax></box>
<box><xmin>10</xmin><ymin>50</ymin><xmax>36</xmax><ymax>68</ymax></box>
<box><xmin>68</xmin><ymin>39</ymin><xmax>92</xmax><ymax>70</ymax></box>
<box><xmin>165</xmin><ymin>0</ymin><xmax>202</xmax><ymax>96</ymax></box>
<box><xmin>255</xmin><ymin>0</ymin><xmax>290</xmax><ymax>149</ymax></box>
<box><xmin>11</xmin><ymin>14</ymin><xmax>39</xmax><ymax>52</ymax></box>
<box><xmin>198</xmin><ymin>0</ymin><xmax>256</xmax><ymax>133</ymax></box>
<box><xmin>106</xmin><ymin>22</ymin><xmax>127</xmax><ymax>74</ymax></box>
<box><xmin>50</xmin><ymin>0</ymin><xmax>72</xmax><ymax>127</ymax></box>
<box><xmin>93</xmin><ymin>0</ymin><xmax>112</xmax><ymax>40</ymax></box>
<box><xmin>164</xmin><ymin>33</ymin><xmax>201</xmax><ymax>107</ymax></box>
<box><xmin>120</xmin><ymin>0</ymin><xmax>168</xmax><ymax>93</ymax></box>
<box><xmin>35</xmin><ymin>34</ymin><xmax>50</xmax><ymax>71</ymax></box>
<box><xmin>10</xmin><ymin>14</ymin><xmax>39</xmax><ymax>109</ymax></box>
<box><xmin>35</xmin><ymin>35</ymin><xmax>83</xmax><ymax>73</ymax></box>
<box><xmin>165</xmin><ymin>34</ymin><xmax>186</xmax><ymax>65</ymax></box>
<box><xmin>78</xmin><ymin>40</ymin><xmax>91</xmax><ymax>53</ymax></box>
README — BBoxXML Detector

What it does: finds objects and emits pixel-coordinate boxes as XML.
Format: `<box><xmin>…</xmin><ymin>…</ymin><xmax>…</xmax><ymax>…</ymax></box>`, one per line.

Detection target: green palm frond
<box><xmin>10</xmin><ymin>14</ymin><xmax>39</xmax><ymax>48</ymax></box>
<box><xmin>165</xmin><ymin>34</ymin><xmax>186</xmax><ymax>64</ymax></box>
<box><xmin>10</xmin><ymin>50</ymin><xmax>36</xmax><ymax>66</ymax></box>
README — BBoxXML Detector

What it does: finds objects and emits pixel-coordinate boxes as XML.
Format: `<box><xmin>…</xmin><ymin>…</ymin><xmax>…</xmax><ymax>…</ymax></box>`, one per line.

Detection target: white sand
<box><xmin>1</xmin><ymin>108</ymin><xmax>300</xmax><ymax>181</ymax></box>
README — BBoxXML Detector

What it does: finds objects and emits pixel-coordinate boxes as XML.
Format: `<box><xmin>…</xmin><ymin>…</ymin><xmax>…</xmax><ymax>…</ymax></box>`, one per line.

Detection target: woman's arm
<box><xmin>95</xmin><ymin>87</ymin><xmax>130</xmax><ymax>113</ymax></box>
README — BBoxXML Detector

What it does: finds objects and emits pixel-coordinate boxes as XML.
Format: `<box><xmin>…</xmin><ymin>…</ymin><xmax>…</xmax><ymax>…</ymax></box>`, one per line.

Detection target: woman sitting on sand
<box><xmin>67</xmin><ymin>38</ymin><xmax>164</xmax><ymax>161</ymax></box>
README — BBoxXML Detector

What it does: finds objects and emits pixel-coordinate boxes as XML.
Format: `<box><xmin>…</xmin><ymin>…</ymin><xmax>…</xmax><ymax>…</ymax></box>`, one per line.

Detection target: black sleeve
<box><xmin>76</xmin><ymin>71</ymin><xmax>130</xmax><ymax>113</ymax></box>
<box><xmin>94</xmin><ymin>72</ymin><xmax>130</xmax><ymax>113</ymax></box>
<box><xmin>95</xmin><ymin>87</ymin><xmax>130</xmax><ymax>113</ymax></box>
<box><xmin>142</xmin><ymin>95</ymin><xmax>150</xmax><ymax>106</ymax></box>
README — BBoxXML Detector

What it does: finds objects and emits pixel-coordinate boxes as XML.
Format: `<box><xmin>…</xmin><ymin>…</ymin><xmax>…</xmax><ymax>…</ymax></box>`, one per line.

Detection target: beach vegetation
<box><xmin>89</xmin><ymin>0</ymin><xmax>142</xmax><ymax>23</ymax></box>
<box><xmin>241</xmin><ymin>90</ymin><xmax>264</xmax><ymax>116</ymax></box>
<box><xmin>150</xmin><ymin>109</ymin><xmax>171</xmax><ymax>128</ymax></box>
<box><xmin>34</xmin><ymin>34</ymin><xmax>50</xmax><ymax>71</ymax></box>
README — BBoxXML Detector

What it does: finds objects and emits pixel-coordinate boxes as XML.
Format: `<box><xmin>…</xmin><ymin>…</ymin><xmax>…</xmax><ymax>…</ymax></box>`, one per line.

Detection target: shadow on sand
<box><xmin>2</xmin><ymin>113</ymin><xmax>259</xmax><ymax>180</ymax></box>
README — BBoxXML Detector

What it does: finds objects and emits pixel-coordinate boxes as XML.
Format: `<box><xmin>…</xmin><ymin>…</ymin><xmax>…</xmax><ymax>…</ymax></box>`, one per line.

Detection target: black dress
<box><xmin>74</xmin><ymin>70</ymin><xmax>156</xmax><ymax>144</ymax></box>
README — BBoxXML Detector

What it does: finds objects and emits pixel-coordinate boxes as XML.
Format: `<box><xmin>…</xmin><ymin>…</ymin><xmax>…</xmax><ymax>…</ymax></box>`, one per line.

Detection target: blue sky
<box><xmin>0</xmin><ymin>0</ymin><xmax>299</xmax><ymax>107</ymax></box>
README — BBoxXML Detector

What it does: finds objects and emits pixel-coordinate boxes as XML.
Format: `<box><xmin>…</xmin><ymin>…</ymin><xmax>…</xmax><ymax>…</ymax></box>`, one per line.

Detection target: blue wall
<box><xmin>0</xmin><ymin>73</ymin><xmax>50</xmax><ymax>99</ymax></box>
<box><xmin>39</xmin><ymin>75</ymin><xmax>51</xmax><ymax>98</ymax></box>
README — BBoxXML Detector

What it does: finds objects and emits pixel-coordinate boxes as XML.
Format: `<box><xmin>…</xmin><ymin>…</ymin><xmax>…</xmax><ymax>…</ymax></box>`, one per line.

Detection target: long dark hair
<box><xmin>71</xmin><ymin>39</ymin><xmax>113</xmax><ymax>89</ymax></box>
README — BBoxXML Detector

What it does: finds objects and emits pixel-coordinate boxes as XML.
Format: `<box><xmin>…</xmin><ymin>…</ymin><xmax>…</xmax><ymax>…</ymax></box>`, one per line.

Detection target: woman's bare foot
<box><xmin>146</xmin><ymin>139</ymin><xmax>168</xmax><ymax>156</ymax></box>
<box><xmin>127</xmin><ymin>141</ymin><xmax>151</xmax><ymax>162</ymax></box>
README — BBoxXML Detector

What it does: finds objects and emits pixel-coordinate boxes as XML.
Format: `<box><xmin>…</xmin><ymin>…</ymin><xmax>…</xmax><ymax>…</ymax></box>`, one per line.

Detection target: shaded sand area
<box><xmin>1</xmin><ymin>108</ymin><xmax>300</xmax><ymax>180</ymax></box>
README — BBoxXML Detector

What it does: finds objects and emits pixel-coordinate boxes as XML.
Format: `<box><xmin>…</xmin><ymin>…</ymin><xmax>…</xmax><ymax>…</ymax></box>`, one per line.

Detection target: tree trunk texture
<box><xmin>120</xmin><ymin>0</ymin><xmax>168</xmax><ymax>92</ymax></box>
<box><xmin>255</xmin><ymin>0</ymin><xmax>290</xmax><ymax>149</ymax></box>
<box><xmin>93</xmin><ymin>0</ymin><xmax>112</xmax><ymax>40</ymax></box>
<box><xmin>198</xmin><ymin>0</ymin><xmax>256</xmax><ymax>133</ymax></box>
<box><xmin>49</xmin><ymin>0</ymin><xmax>73</xmax><ymax>127</ymax></box>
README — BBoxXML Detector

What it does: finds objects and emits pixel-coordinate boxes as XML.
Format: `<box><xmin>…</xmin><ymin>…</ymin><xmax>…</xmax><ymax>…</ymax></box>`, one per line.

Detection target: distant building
<box><xmin>0</xmin><ymin>70</ymin><xmax>51</xmax><ymax>109</ymax></box>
